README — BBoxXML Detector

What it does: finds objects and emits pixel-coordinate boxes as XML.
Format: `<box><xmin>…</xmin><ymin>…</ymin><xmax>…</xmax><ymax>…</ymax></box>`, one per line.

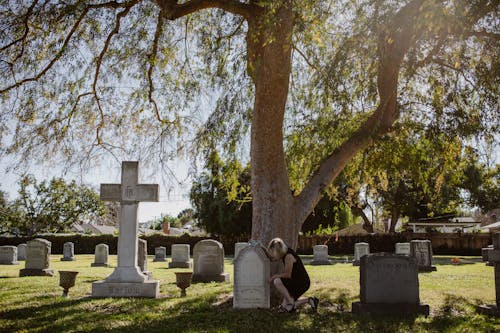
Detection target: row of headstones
<box><xmin>352</xmin><ymin>240</ymin><xmax>436</xmax><ymax>271</ymax></box>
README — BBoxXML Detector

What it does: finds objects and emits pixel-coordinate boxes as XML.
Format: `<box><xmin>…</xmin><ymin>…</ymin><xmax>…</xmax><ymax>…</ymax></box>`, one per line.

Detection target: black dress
<box><xmin>281</xmin><ymin>248</ymin><xmax>310</xmax><ymax>300</ymax></box>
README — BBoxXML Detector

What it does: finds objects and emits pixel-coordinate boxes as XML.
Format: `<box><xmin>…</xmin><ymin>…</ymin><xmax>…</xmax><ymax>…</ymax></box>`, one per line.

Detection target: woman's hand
<box><xmin>269</xmin><ymin>274</ymin><xmax>279</xmax><ymax>283</ymax></box>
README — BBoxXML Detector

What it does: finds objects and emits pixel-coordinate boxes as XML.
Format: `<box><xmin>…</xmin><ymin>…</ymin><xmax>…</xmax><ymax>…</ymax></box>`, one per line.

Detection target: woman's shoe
<box><xmin>309</xmin><ymin>297</ymin><xmax>319</xmax><ymax>312</ymax></box>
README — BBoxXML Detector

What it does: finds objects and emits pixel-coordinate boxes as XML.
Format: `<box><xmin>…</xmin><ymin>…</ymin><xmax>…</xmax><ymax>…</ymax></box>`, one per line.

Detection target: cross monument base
<box><xmin>92</xmin><ymin>280</ymin><xmax>159</xmax><ymax>298</ymax></box>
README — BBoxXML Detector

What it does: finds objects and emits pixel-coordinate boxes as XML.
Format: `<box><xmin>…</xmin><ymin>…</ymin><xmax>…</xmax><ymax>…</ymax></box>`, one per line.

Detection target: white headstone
<box><xmin>92</xmin><ymin>244</ymin><xmax>109</xmax><ymax>267</ymax></box>
<box><xmin>61</xmin><ymin>242</ymin><xmax>75</xmax><ymax>261</ymax></box>
<box><xmin>233</xmin><ymin>245</ymin><xmax>270</xmax><ymax>309</ymax></box>
<box><xmin>192</xmin><ymin>239</ymin><xmax>229</xmax><ymax>283</ymax></box>
<box><xmin>353</xmin><ymin>242</ymin><xmax>370</xmax><ymax>266</ymax></box>
<box><xmin>17</xmin><ymin>244</ymin><xmax>26</xmax><ymax>261</ymax></box>
<box><xmin>153</xmin><ymin>246</ymin><xmax>167</xmax><ymax>262</ymax></box>
<box><xmin>19</xmin><ymin>238</ymin><xmax>54</xmax><ymax>276</ymax></box>
<box><xmin>92</xmin><ymin>161</ymin><xmax>160</xmax><ymax>298</ymax></box>
<box><xmin>234</xmin><ymin>242</ymin><xmax>249</xmax><ymax>262</ymax></box>
<box><xmin>311</xmin><ymin>245</ymin><xmax>331</xmax><ymax>265</ymax></box>
<box><xmin>352</xmin><ymin>253</ymin><xmax>429</xmax><ymax>315</ymax></box>
<box><xmin>0</xmin><ymin>246</ymin><xmax>19</xmax><ymax>265</ymax></box>
<box><xmin>395</xmin><ymin>242</ymin><xmax>411</xmax><ymax>255</ymax></box>
<box><xmin>410</xmin><ymin>240</ymin><xmax>436</xmax><ymax>272</ymax></box>
<box><xmin>169</xmin><ymin>244</ymin><xmax>192</xmax><ymax>268</ymax></box>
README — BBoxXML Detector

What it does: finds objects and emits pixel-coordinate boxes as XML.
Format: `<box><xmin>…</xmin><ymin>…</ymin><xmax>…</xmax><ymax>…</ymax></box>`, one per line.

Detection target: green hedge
<box><xmin>0</xmin><ymin>232</ymin><xmax>491</xmax><ymax>256</ymax></box>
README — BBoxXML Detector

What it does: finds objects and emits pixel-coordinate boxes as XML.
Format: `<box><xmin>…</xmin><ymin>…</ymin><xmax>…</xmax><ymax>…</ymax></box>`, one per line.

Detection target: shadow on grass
<box><xmin>1</xmin><ymin>290</ymin><xmax>498</xmax><ymax>332</ymax></box>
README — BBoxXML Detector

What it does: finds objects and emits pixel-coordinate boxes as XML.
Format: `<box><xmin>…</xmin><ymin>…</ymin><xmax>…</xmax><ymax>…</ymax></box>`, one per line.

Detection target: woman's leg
<box><xmin>273</xmin><ymin>278</ymin><xmax>295</xmax><ymax>309</ymax></box>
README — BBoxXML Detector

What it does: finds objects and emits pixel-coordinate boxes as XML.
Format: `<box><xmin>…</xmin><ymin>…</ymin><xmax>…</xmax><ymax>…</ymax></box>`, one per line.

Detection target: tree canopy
<box><xmin>1</xmin><ymin>0</ymin><xmax>498</xmax><ymax>247</ymax></box>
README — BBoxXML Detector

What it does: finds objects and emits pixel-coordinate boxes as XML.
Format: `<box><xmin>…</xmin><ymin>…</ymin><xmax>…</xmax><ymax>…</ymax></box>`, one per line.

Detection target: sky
<box><xmin>0</xmin><ymin>156</ymin><xmax>192</xmax><ymax>223</ymax></box>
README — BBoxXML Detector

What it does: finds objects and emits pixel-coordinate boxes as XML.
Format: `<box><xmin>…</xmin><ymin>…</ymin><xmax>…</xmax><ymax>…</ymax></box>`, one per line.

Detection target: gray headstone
<box><xmin>395</xmin><ymin>243</ymin><xmax>411</xmax><ymax>255</ymax></box>
<box><xmin>477</xmin><ymin>233</ymin><xmax>500</xmax><ymax>316</ymax></box>
<box><xmin>410</xmin><ymin>240</ymin><xmax>436</xmax><ymax>272</ymax></box>
<box><xmin>482</xmin><ymin>245</ymin><xmax>494</xmax><ymax>266</ymax></box>
<box><xmin>234</xmin><ymin>242</ymin><xmax>249</xmax><ymax>262</ymax></box>
<box><xmin>61</xmin><ymin>242</ymin><xmax>75</xmax><ymax>261</ymax></box>
<box><xmin>352</xmin><ymin>253</ymin><xmax>429</xmax><ymax>316</ymax></box>
<box><xmin>169</xmin><ymin>244</ymin><xmax>192</xmax><ymax>268</ymax></box>
<box><xmin>192</xmin><ymin>239</ymin><xmax>229</xmax><ymax>283</ymax></box>
<box><xmin>19</xmin><ymin>238</ymin><xmax>54</xmax><ymax>277</ymax></box>
<box><xmin>138</xmin><ymin>238</ymin><xmax>152</xmax><ymax>279</ymax></box>
<box><xmin>353</xmin><ymin>242</ymin><xmax>370</xmax><ymax>266</ymax></box>
<box><xmin>91</xmin><ymin>243</ymin><xmax>109</xmax><ymax>267</ymax></box>
<box><xmin>233</xmin><ymin>245</ymin><xmax>270</xmax><ymax>309</ymax></box>
<box><xmin>17</xmin><ymin>244</ymin><xmax>26</xmax><ymax>261</ymax></box>
<box><xmin>0</xmin><ymin>246</ymin><xmax>19</xmax><ymax>265</ymax></box>
<box><xmin>311</xmin><ymin>245</ymin><xmax>331</xmax><ymax>265</ymax></box>
<box><xmin>153</xmin><ymin>246</ymin><xmax>167</xmax><ymax>262</ymax></box>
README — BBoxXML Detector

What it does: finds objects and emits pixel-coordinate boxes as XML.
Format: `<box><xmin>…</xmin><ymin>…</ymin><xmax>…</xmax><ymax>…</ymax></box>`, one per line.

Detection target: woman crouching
<box><xmin>267</xmin><ymin>237</ymin><xmax>319</xmax><ymax>313</ymax></box>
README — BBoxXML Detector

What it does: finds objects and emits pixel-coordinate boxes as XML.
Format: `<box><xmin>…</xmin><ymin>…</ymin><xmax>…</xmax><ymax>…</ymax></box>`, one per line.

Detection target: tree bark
<box><xmin>389</xmin><ymin>206</ymin><xmax>400</xmax><ymax>233</ymax></box>
<box><xmin>247</xmin><ymin>2</ymin><xmax>297</xmax><ymax>249</ymax></box>
<box><xmin>351</xmin><ymin>206</ymin><xmax>374</xmax><ymax>233</ymax></box>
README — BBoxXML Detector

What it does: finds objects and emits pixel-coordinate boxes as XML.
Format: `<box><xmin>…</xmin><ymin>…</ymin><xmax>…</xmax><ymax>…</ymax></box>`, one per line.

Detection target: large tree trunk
<box><xmin>247</xmin><ymin>3</ymin><xmax>297</xmax><ymax>249</ymax></box>
<box><xmin>389</xmin><ymin>206</ymin><xmax>400</xmax><ymax>233</ymax></box>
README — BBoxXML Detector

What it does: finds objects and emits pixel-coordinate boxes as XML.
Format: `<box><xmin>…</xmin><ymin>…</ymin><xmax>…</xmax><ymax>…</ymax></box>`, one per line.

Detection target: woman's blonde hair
<box><xmin>268</xmin><ymin>237</ymin><xmax>288</xmax><ymax>259</ymax></box>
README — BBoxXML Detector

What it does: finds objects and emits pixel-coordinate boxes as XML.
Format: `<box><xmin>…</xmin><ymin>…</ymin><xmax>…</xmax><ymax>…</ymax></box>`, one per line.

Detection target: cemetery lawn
<box><xmin>0</xmin><ymin>255</ymin><xmax>498</xmax><ymax>333</ymax></box>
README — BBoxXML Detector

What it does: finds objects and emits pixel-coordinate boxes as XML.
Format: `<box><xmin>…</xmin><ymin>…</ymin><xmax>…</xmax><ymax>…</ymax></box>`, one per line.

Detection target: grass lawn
<box><xmin>0</xmin><ymin>255</ymin><xmax>498</xmax><ymax>332</ymax></box>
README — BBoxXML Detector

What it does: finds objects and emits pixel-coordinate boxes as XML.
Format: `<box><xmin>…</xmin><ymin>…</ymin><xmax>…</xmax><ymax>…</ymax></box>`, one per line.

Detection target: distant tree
<box><xmin>11</xmin><ymin>175</ymin><xmax>106</xmax><ymax>236</ymax></box>
<box><xmin>190</xmin><ymin>152</ymin><xmax>252</xmax><ymax>237</ymax></box>
<box><xmin>462</xmin><ymin>161</ymin><xmax>500</xmax><ymax>212</ymax></box>
<box><xmin>177</xmin><ymin>208</ymin><xmax>195</xmax><ymax>226</ymax></box>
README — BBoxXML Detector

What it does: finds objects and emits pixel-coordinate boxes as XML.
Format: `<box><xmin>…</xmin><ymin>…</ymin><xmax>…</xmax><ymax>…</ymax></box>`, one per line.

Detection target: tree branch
<box><xmin>157</xmin><ymin>0</ymin><xmax>254</xmax><ymax>20</ymax></box>
<box><xmin>148</xmin><ymin>10</ymin><xmax>164</xmax><ymax>123</ymax></box>
<box><xmin>92</xmin><ymin>1</ymin><xmax>139</xmax><ymax>144</ymax></box>
<box><xmin>0</xmin><ymin>1</ymin><xmax>138</xmax><ymax>95</ymax></box>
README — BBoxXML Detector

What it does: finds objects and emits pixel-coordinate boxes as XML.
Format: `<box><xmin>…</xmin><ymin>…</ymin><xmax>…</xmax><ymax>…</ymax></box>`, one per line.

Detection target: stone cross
<box><xmin>100</xmin><ymin>161</ymin><xmax>159</xmax><ymax>283</ymax></box>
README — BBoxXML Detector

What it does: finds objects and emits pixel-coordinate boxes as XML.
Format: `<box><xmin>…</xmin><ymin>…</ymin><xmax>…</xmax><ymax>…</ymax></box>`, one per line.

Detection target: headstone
<box><xmin>234</xmin><ymin>242</ymin><xmax>249</xmax><ymax>262</ymax></box>
<box><xmin>482</xmin><ymin>245</ymin><xmax>494</xmax><ymax>266</ymax></box>
<box><xmin>92</xmin><ymin>161</ymin><xmax>160</xmax><ymax>298</ymax></box>
<box><xmin>17</xmin><ymin>244</ymin><xmax>27</xmax><ymax>261</ymax></box>
<box><xmin>477</xmin><ymin>233</ymin><xmax>500</xmax><ymax>317</ymax></box>
<box><xmin>352</xmin><ymin>253</ymin><xmax>429</xmax><ymax>316</ymax></box>
<box><xmin>192</xmin><ymin>239</ymin><xmax>230</xmax><ymax>283</ymax></box>
<box><xmin>0</xmin><ymin>246</ymin><xmax>19</xmax><ymax>265</ymax></box>
<box><xmin>138</xmin><ymin>238</ymin><xmax>152</xmax><ymax>279</ymax></box>
<box><xmin>395</xmin><ymin>242</ymin><xmax>411</xmax><ymax>255</ymax></box>
<box><xmin>169</xmin><ymin>244</ymin><xmax>192</xmax><ymax>268</ymax></box>
<box><xmin>19</xmin><ymin>238</ymin><xmax>55</xmax><ymax>276</ymax></box>
<box><xmin>153</xmin><ymin>246</ymin><xmax>167</xmax><ymax>262</ymax></box>
<box><xmin>233</xmin><ymin>244</ymin><xmax>270</xmax><ymax>309</ymax></box>
<box><xmin>91</xmin><ymin>244</ymin><xmax>109</xmax><ymax>267</ymax></box>
<box><xmin>61</xmin><ymin>242</ymin><xmax>75</xmax><ymax>261</ymax></box>
<box><xmin>353</xmin><ymin>242</ymin><xmax>370</xmax><ymax>266</ymax></box>
<box><xmin>311</xmin><ymin>245</ymin><xmax>331</xmax><ymax>265</ymax></box>
<box><xmin>410</xmin><ymin>240</ymin><xmax>436</xmax><ymax>272</ymax></box>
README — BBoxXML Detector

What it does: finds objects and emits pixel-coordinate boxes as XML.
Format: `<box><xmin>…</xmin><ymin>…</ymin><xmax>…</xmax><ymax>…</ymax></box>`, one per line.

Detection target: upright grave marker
<box><xmin>17</xmin><ymin>244</ymin><xmax>26</xmax><ymax>261</ymax></box>
<box><xmin>91</xmin><ymin>244</ymin><xmax>109</xmax><ymax>267</ymax></box>
<box><xmin>352</xmin><ymin>253</ymin><xmax>429</xmax><ymax>316</ymax></box>
<box><xmin>311</xmin><ymin>245</ymin><xmax>331</xmax><ymax>265</ymax></box>
<box><xmin>410</xmin><ymin>240</ymin><xmax>436</xmax><ymax>272</ymax></box>
<box><xmin>169</xmin><ymin>244</ymin><xmax>192</xmax><ymax>268</ymax></box>
<box><xmin>0</xmin><ymin>246</ymin><xmax>18</xmax><ymax>265</ymax></box>
<box><xmin>153</xmin><ymin>246</ymin><xmax>167</xmax><ymax>262</ymax></box>
<box><xmin>395</xmin><ymin>242</ymin><xmax>411</xmax><ymax>255</ymax></box>
<box><xmin>92</xmin><ymin>161</ymin><xmax>160</xmax><ymax>298</ymax></box>
<box><xmin>353</xmin><ymin>242</ymin><xmax>370</xmax><ymax>266</ymax></box>
<box><xmin>477</xmin><ymin>233</ymin><xmax>500</xmax><ymax>317</ymax></box>
<box><xmin>192</xmin><ymin>239</ymin><xmax>230</xmax><ymax>282</ymax></box>
<box><xmin>138</xmin><ymin>238</ymin><xmax>152</xmax><ymax>279</ymax></box>
<box><xmin>234</xmin><ymin>244</ymin><xmax>270</xmax><ymax>309</ymax></box>
<box><xmin>19</xmin><ymin>238</ymin><xmax>54</xmax><ymax>276</ymax></box>
<box><xmin>482</xmin><ymin>245</ymin><xmax>494</xmax><ymax>266</ymax></box>
<box><xmin>234</xmin><ymin>242</ymin><xmax>249</xmax><ymax>262</ymax></box>
<box><xmin>61</xmin><ymin>242</ymin><xmax>75</xmax><ymax>261</ymax></box>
